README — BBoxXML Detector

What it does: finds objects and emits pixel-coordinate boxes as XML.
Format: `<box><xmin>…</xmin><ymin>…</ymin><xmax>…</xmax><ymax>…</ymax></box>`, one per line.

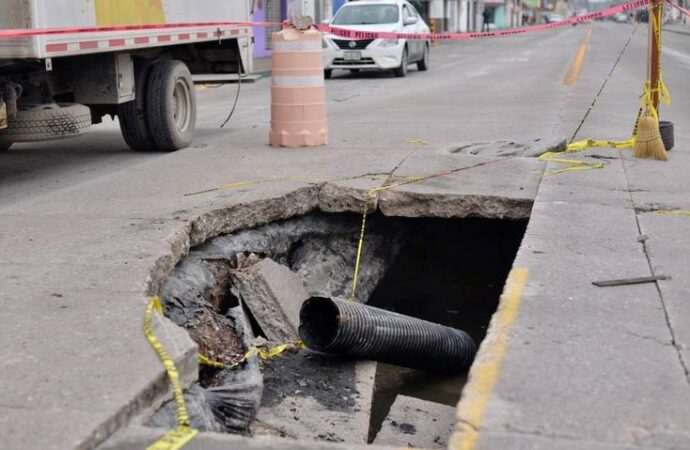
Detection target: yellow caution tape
<box><xmin>143</xmin><ymin>296</ymin><xmax>199</xmax><ymax>450</ymax></box>
<box><xmin>147</xmin><ymin>428</ymin><xmax>198</xmax><ymax>450</ymax></box>
<box><xmin>144</xmin><ymin>295</ymin><xmax>305</xmax><ymax>448</ymax></box>
<box><xmin>197</xmin><ymin>353</ymin><xmax>228</xmax><ymax>369</ymax></box>
<box><xmin>538</xmin><ymin>138</ymin><xmax>634</xmax><ymax>177</ymax></box>
<box><xmin>199</xmin><ymin>340</ymin><xmax>306</xmax><ymax>369</ymax></box>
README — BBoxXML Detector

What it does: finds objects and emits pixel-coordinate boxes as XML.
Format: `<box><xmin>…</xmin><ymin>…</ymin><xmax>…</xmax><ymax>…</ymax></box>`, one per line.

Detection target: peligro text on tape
<box><xmin>317</xmin><ymin>0</ymin><xmax>649</xmax><ymax>41</ymax></box>
<box><xmin>0</xmin><ymin>0</ymin><xmax>648</xmax><ymax>41</ymax></box>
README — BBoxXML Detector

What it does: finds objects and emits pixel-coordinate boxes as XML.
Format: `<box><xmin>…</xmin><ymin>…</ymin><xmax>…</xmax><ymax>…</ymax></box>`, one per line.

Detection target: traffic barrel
<box><xmin>269</xmin><ymin>27</ymin><xmax>327</xmax><ymax>147</ymax></box>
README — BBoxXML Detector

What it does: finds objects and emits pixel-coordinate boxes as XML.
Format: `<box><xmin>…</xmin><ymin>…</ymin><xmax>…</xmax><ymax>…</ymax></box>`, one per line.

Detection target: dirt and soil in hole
<box><xmin>155</xmin><ymin>212</ymin><xmax>526</xmax><ymax>445</ymax></box>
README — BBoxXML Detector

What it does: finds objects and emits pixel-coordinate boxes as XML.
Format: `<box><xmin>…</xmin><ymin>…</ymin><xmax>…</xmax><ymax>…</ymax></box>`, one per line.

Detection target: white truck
<box><xmin>0</xmin><ymin>0</ymin><xmax>254</xmax><ymax>151</ymax></box>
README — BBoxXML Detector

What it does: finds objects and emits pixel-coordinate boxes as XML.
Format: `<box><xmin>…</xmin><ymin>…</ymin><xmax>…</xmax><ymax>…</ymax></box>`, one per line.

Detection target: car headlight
<box><xmin>377</xmin><ymin>39</ymin><xmax>399</xmax><ymax>48</ymax></box>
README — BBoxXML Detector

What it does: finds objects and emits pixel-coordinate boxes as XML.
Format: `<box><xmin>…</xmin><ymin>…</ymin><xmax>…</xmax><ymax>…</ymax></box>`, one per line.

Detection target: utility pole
<box><xmin>649</xmin><ymin>0</ymin><xmax>662</xmax><ymax>112</ymax></box>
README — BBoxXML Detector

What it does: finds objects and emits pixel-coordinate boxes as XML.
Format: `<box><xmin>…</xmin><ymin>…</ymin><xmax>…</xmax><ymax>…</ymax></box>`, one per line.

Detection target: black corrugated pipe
<box><xmin>298</xmin><ymin>297</ymin><xmax>477</xmax><ymax>373</ymax></box>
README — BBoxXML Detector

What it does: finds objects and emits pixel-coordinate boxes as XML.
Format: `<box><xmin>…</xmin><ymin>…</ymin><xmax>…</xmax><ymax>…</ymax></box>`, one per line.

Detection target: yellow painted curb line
<box><xmin>449</xmin><ymin>267</ymin><xmax>529</xmax><ymax>450</ymax></box>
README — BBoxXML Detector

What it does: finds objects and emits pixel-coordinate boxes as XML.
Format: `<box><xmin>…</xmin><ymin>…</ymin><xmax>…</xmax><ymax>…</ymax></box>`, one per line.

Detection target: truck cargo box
<box><xmin>0</xmin><ymin>0</ymin><xmax>253</xmax><ymax>64</ymax></box>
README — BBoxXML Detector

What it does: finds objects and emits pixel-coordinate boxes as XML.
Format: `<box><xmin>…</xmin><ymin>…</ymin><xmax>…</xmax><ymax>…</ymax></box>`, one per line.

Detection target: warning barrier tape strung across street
<box><xmin>318</xmin><ymin>0</ymin><xmax>649</xmax><ymax>41</ymax></box>
<box><xmin>667</xmin><ymin>0</ymin><xmax>690</xmax><ymax>18</ymax></box>
<box><xmin>0</xmin><ymin>0</ymin><xmax>649</xmax><ymax>41</ymax></box>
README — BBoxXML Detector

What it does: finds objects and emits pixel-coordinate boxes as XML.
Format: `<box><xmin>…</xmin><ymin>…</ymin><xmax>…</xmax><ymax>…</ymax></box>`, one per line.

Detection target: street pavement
<box><xmin>0</xmin><ymin>22</ymin><xmax>689</xmax><ymax>450</ymax></box>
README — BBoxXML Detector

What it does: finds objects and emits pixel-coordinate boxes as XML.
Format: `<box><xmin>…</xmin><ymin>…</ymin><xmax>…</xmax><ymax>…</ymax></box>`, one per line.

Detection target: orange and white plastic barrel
<box><xmin>269</xmin><ymin>27</ymin><xmax>327</xmax><ymax>147</ymax></box>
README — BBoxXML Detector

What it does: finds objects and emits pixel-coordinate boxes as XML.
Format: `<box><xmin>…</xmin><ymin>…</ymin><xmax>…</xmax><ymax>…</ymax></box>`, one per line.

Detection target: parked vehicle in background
<box><xmin>542</xmin><ymin>13</ymin><xmax>565</xmax><ymax>24</ymax></box>
<box><xmin>0</xmin><ymin>0</ymin><xmax>253</xmax><ymax>152</ymax></box>
<box><xmin>322</xmin><ymin>0</ymin><xmax>430</xmax><ymax>78</ymax></box>
<box><xmin>612</xmin><ymin>12</ymin><xmax>630</xmax><ymax>23</ymax></box>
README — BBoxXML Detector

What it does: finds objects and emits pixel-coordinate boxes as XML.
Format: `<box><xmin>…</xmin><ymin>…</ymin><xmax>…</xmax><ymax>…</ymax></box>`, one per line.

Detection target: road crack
<box><xmin>620</xmin><ymin>153</ymin><xmax>690</xmax><ymax>389</ymax></box>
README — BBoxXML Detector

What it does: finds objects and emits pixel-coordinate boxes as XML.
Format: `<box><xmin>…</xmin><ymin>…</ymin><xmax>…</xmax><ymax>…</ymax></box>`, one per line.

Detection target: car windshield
<box><xmin>332</xmin><ymin>5</ymin><xmax>400</xmax><ymax>25</ymax></box>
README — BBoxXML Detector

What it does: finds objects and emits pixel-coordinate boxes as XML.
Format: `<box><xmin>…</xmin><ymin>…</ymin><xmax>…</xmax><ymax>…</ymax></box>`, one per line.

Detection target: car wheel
<box><xmin>417</xmin><ymin>44</ymin><xmax>429</xmax><ymax>71</ymax></box>
<box><xmin>394</xmin><ymin>47</ymin><xmax>408</xmax><ymax>78</ymax></box>
<box><xmin>324</xmin><ymin>69</ymin><xmax>332</xmax><ymax>79</ymax></box>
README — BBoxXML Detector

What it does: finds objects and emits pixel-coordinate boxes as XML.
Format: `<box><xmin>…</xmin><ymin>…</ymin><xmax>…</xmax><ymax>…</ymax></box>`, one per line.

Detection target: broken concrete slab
<box><xmin>374</xmin><ymin>395</ymin><xmax>455</xmax><ymax>449</ymax></box>
<box><xmin>252</xmin><ymin>355</ymin><xmax>376</xmax><ymax>445</ymax></box>
<box><xmin>376</xmin><ymin>154</ymin><xmax>543</xmax><ymax>220</ymax></box>
<box><xmin>319</xmin><ymin>177</ymin><xmax>380</xmax><ymax>214</ymax></box>
<box><xmin>230</xmin><ymin>258</ymin><xmax>309</xmax><ymax>342</ymax></box>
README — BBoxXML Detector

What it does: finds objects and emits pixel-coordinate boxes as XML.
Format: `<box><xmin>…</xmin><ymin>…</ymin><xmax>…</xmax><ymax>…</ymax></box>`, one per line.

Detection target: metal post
<box><xmin>649</xmin><ymin>0</ymin><xmax>662</xmax><ymax>112</ymax></box>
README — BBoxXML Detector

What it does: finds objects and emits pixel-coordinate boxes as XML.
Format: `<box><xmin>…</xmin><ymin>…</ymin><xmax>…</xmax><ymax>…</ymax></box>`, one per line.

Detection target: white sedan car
<box><xmin>322</xmin><ymin>0</ymin><xmax>431</xmax><ymax>78</ymax></box>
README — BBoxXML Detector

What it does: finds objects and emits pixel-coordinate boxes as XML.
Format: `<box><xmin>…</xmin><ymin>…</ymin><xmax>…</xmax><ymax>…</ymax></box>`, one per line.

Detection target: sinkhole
<box><xmin>149</xmin><ymin>210</ymin><xmax>527</xmax><ymax>448</ymax></box>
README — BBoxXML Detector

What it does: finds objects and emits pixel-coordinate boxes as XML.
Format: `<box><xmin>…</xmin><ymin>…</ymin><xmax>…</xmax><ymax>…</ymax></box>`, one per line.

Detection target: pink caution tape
<box><xmin>317</xmin><ymin>0</ymin><xmax>649</xmax><ymax>40</ymax></box>
<box><xmin>0</xmin><ymin>21</ymin><xmax>282</xmax><ymax>39</ymax></box>
<box><xmin>0</xmin><ymin>0</ymin><xmax>648</xmax><ymax>40</ymax></box>
<box><xmin>667</xmin><ymin>0</ymin><xmax>690</xmax><ymax>18</ymax></box>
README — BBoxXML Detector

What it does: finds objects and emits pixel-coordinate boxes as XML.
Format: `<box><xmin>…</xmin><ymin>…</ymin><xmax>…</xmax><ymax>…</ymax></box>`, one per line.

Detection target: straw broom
<box><xmin>634</xmin><ymin>0</ymin><xmax>667</xmax><ymax>161</ymax></box>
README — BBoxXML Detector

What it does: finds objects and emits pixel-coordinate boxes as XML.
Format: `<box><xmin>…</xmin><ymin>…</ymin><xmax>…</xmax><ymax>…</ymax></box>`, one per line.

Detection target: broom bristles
<box><xmin>634</xmin><ymin>114</ymin><xmax>668</xmax><ymax>161</ymax></box>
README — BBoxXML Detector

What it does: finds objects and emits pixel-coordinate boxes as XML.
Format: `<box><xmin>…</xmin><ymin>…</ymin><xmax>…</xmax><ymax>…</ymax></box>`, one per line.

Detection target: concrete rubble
<box><xmin>230</xmin><ymin>258</ymin><xmax>309</xmax><ymax>342</ymax></box>
<box><xmin>154</xmin><ymin>212</ymin><xmax>398</xmax><ymax>443</ymax></box>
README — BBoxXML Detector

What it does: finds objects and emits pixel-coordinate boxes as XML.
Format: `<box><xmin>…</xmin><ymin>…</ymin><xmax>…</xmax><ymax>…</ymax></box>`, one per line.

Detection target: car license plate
<box><xmin>343</xmin><ymin>51</ymin><xmax>362</xmax><ymax>61</ymax></box>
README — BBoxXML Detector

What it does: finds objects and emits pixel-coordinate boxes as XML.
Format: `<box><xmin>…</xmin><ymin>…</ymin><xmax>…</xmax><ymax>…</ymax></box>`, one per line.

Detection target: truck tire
<box><xmin>146</xmin><ymin>60</ymin><xmax>196</xmax><ymax>151</ymax></box>
<box><xmin>119</xmin><ymin>61</ymin><xmax>157</xmax><ymax>151</ymax></box>
<box><xmin>0</xmin><ymin>103</ymin><xmax>90</xmax><ymax>142</ymax></box>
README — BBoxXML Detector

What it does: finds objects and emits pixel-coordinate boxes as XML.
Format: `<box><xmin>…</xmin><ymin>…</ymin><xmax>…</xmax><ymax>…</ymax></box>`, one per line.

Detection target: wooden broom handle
<box><xmin>649</xmin><ymin>0</ymin><xmax>662</xmax><ymax>112</ymax></box>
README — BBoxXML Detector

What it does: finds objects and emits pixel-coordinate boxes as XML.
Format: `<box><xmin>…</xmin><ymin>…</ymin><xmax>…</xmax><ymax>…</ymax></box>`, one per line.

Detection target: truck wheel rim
<box><xmin>173</xmin><ymin>79</ymin><xmax>191</xmax><ymax>132</ymax></box>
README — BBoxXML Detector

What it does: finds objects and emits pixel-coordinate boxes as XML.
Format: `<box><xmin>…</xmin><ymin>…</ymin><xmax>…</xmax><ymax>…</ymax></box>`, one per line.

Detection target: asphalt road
<box><xmin>0</xmin><ymin>22</ymin><xmax>688</xmax><ymax>209</ymax></box>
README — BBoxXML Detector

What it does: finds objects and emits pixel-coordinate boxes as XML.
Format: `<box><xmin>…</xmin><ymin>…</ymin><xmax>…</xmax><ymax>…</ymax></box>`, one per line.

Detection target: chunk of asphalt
<box><xmin>373</xmin><ymin>395</ymin><xmax>456</xmax><ymax>449</ymax></box>
<box><xmin>230</xmin><ymin>258</ymin><xmax>309</xmax><ymax>342</ymax></box>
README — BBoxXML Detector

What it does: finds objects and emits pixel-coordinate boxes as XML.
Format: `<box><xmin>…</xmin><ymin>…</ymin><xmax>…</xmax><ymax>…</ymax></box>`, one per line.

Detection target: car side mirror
<box><xmin>403</xmin><ymin>17</ymin><xmax>418</xmax><ymax>26</ymax></box>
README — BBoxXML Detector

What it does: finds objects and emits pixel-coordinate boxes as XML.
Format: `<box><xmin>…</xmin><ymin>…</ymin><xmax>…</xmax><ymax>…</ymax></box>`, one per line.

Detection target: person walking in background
<box><xmin>482</xmin><ymin>8</ymin><xmax>491</xmax><ymax>32</ymax></box>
